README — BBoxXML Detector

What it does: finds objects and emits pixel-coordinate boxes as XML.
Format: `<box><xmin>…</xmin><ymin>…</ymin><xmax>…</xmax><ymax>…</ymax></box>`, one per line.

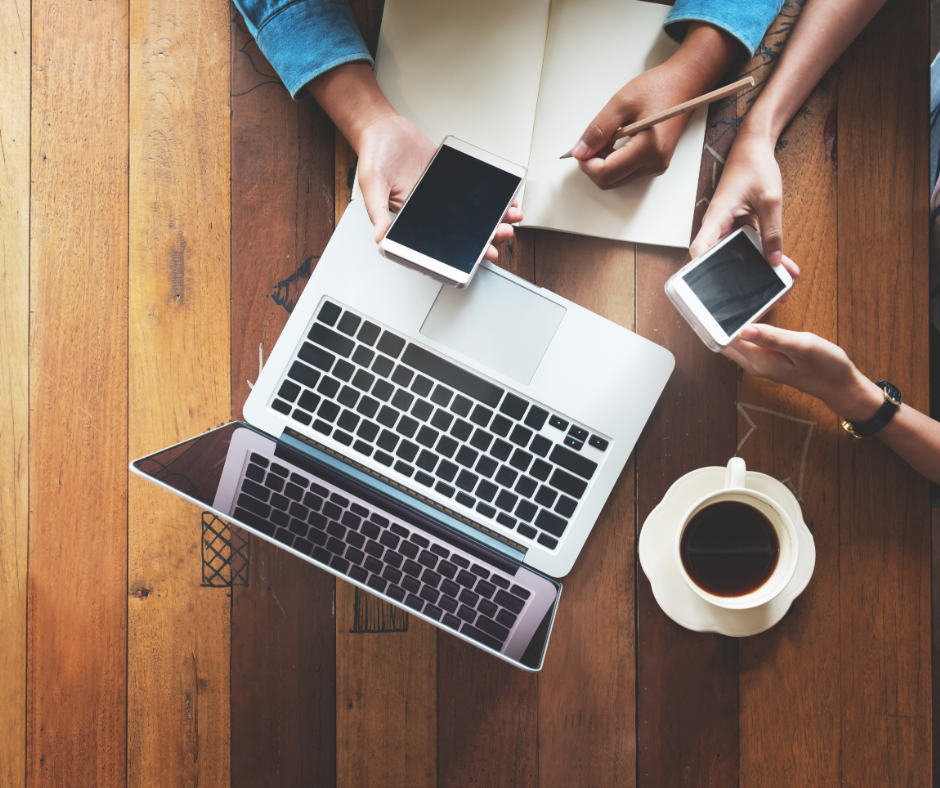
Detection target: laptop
<box><xmin>132</xmin><ymin>199</ymin><xmax>674</xmax><ymax>670</ymax></box>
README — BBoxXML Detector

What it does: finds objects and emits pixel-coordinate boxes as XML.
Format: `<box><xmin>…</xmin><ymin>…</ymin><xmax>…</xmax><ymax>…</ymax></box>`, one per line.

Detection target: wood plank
<box><xmin>331</xmin><ymin>3</ymin><xmax>437</xmax><ymax>785</ymax></box>
<box><xmin>27</xmin><ymin>0</ymin><xmax>128</xmax><ymax>783</ymax></box>
<box><xmin>634</xmin><ymin>244</ymin><xmax>738</xmax><ymax>788</ymax></box>
<box><xmin>229</xmin><ymin>14</ymin><xmax>338</xmax><ymax>787</ymax></box>
<box><xmin>436</xmin><ymin>228</ymin><xmax>538</xmax><ymax>788</ymax></box>
<box><xmin>127</xmin><ymin>1</ymin><xmax>232</xmax><ymax>786</ymax></box>
<box><xmin>736</xmin><ymin>71</ymin><xmax>840</xmax><ymax>787</ymax></box>
<box><xmin>836</xmin><ymin>1</ymin><xmax>932</xmax><ymax>784</ymax></box>
<box><xmin>535</xmin><ymin>233</ymin><xmax>637</xmax><ymax>788</ymax></box>
<box><xmin>335</xmin><ymin>581</ymin><xmax>438</xmax><ymax>788</ymax></box>
<box><xmin>0</xmin><ymin>0</ymin><xmax>30</xmax><ymax>784</ymax></box>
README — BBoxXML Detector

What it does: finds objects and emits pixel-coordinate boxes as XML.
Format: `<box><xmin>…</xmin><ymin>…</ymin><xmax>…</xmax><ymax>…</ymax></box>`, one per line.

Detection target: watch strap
<box><xmin>840</xmin><ymin>380</ymin><xmax>901</xmax><ymax>439</ymax></box>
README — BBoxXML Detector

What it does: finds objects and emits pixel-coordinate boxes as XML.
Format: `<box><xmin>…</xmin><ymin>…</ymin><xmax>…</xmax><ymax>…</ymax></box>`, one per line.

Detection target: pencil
<box><xmin>559</xmin><ymin>75</ymin><xmax>755</xmax><ymax>160</ymax></box>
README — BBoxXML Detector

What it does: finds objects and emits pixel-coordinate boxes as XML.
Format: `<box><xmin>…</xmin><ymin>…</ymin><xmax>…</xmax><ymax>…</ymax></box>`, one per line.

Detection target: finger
<box><xmin>578</xmin><ymin>134</ymin><xmax>652</xmax><ymax>189</ymax></box>
<box><xmin>483</xmin><ymin>244</ymin><xmax>499</xmax><ymax>262</ymax></box>
<box><xmin>571</xmin><ymin>92</ymin><xmax>635</xmax><ymax>160</ymax></box>
<box><xmin>721</xmin><ymin>343</ymin><xmax>753</xmax><ymax>372</ymax></box>
<box><xmin>360</xmin><ymin>174</ymin><xmax>393</xmax><ymax>243</ymax></box>
<box><xmin>738</xmin><ymin>323</ymin><xmax>800</xmax><ymax>358</ymax></box>
<box><xmin>690</xmin><ymin>201</ymin><xmax>737</xmax><ymax>259</ymax></box>
<box><xmin>781</xmin><ymin>255</ymin><xmax>800</xmax><ymax>280</ymax></box>
<box><xmin>492</xmin><ymin>222</ymin><xmax>515</xmax><ymax>243</ymax></box>
<box><xmin>755</xmin><ymin>189</ymin><xmax>784</xmax><ymax>266</ymax></box>
<box><xmin>502</xmin><ymin>205</ymin><xmax>524</xmax><ymax>224</ymax></box>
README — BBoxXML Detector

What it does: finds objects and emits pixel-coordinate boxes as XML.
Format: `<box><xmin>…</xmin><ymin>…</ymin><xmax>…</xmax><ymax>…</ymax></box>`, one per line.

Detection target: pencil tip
<box><xmin>560</xmin><ymin>151</ymin><xmax>572</xmax><ymax>160</ymax></box>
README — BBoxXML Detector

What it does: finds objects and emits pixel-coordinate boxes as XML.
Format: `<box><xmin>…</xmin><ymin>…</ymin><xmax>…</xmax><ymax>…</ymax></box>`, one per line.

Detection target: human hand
<box><xmin>569</xmin><ymin>22</ymin><xmax>738</xmax><ymax>189</ymax></box>
<box><xmin>357</xmin><ymin>115</ymin><xmax>523</xmax><ymax>262</ymax></box>
<box><xmin>690</xmin><ymin>130</ymin><xmax>784</xmax><ymax>266</ymax></box>
<box><xmin>724</xmin><ymin>323</ymin><xmax>884</xmax><ymax>422</ymax></box>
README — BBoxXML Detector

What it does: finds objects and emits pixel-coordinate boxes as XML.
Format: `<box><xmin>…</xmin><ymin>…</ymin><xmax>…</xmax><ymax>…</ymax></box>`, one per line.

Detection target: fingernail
<box><xmin>739</xmin><ymin>326</ymin><xmax>758</xmax><ymax>340</ymax></box>
<box><xmin>769</xmin><ymin>250</ymin><xmax>783</xmax><ymax>267</ymax></box>
<box><xmin>571</xmin><ymin>140</ymin><xmax>589</xmax><ymax>159</ymax></box>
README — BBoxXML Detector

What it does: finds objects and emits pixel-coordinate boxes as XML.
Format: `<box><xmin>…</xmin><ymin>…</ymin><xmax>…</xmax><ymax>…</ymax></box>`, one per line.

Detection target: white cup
<box><xmin>673</xmin><ymin>457</ymin><xmax>799</xmax><ymax>610</ymax></box>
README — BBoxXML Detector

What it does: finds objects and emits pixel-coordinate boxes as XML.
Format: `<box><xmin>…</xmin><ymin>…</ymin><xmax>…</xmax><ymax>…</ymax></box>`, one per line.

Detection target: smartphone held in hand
<box><xmin>665</xmin><ymin>227</ymin><xmax>793</xmax><ymax>352</ymax></box>
<box><xmin>378</xmin><ymin>136</ymin><xmax>526</xmax><ymax>288</ymax></box>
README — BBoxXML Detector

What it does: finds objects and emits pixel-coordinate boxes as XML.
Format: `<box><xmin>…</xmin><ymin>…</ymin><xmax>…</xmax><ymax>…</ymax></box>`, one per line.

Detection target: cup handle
<box><xmin>725</xmin><ymin>457</ymin><xmax>746</xmax><ymax>489</ymax></box>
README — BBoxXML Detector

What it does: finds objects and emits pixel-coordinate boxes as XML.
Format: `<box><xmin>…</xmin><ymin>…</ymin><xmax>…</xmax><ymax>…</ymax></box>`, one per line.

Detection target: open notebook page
<box><xmin>522</xmin><ymin>0</ymin><xmax>707</xmax><ymax>248</ymax></box>
<box><xmin>370</xmin><ymin>0</ymin><xmax>551</xmax><ymax>175</ymax></box>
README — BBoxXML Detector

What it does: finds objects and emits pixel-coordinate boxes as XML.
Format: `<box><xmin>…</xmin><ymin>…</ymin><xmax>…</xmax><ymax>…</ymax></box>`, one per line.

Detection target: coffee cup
<box><xmin>673</xmin><ymin>458</ymin><xmax>799</xmax><ymax>610</ymax></box>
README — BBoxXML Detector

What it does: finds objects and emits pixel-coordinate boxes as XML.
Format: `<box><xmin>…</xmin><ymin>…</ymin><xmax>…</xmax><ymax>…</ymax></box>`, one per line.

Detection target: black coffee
<box><xmin>680</xmin><ymin>500</ymin><xmax>779</xmax><ymax>597</ymax></box>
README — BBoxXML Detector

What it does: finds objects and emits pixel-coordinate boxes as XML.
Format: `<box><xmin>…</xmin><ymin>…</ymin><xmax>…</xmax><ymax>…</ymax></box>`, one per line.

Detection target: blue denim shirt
<box><xmin>233</xmin><ymin>0</ymin><xmax>784</xmax><ymax>99</ymax></box>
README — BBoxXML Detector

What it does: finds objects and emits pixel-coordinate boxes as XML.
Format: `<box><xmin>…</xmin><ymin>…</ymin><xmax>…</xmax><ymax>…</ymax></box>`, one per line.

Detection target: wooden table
<box><xmin>1</xmin><ymin>0</ymin><xmax>932</xmax><ymax>785</ymax></box>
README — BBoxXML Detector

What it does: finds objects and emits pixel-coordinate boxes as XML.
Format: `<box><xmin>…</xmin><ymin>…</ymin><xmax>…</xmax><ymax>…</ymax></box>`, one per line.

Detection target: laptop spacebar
<box><xmin>402</xmin><ymin>344</ymin><xmax>504</xmax><ymax>408</ymax></box>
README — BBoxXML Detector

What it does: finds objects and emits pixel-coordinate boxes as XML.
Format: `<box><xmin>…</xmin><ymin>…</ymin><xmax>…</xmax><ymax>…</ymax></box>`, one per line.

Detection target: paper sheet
<box><xmin>522</xmin><ymin>0</ymin><xmax>707</xmax><ymax>247</ymax></box>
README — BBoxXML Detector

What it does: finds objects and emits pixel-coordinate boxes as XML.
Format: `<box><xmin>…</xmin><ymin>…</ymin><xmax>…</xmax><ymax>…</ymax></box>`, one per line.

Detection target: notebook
<box><xmin>369</xmin><ymin>0</ymin><xmax>708</xmax><ymax>248</ymax></box>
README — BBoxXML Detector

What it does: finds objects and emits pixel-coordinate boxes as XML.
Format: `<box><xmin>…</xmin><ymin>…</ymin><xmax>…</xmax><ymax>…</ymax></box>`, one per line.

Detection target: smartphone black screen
<box><xmin>386</xmin><ymin>145</ymin><xmax>522</xmax><ymax>273</ymax></box>
<box><xmin>682</xmin><ymin>232</ymin><xmax>785</xmax><ymax>335</ymax></box>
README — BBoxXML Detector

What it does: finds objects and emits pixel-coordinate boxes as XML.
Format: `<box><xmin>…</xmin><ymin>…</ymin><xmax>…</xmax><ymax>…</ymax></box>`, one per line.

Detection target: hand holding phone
<box><xmin>378</xmin><ymin>137</ymin><xmax>526</xmax><ymax>288</ymax></box>
<box><xmin>665</xmin><ymin>227</ymin><xmax>793</xmax><ymax>351</ymax></box>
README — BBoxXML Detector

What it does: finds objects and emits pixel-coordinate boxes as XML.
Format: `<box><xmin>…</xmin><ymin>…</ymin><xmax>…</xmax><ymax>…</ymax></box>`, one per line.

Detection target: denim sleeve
<box><xmin>233</xmin><ymin>0</ymin><xmax>373</xmax><ymax>99</ymax></box>
<box><xmin>664</xmin><ymin>0</ymin><xmax>784</xmax><ymax>58</ymax></box>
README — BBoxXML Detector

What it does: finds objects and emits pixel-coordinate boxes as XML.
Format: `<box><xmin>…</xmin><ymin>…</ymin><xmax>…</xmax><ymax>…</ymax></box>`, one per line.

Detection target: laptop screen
<box><xmin>131</xmin><ymin>422</ymin><xmax>560</xmax><ymax>671</ymax></box>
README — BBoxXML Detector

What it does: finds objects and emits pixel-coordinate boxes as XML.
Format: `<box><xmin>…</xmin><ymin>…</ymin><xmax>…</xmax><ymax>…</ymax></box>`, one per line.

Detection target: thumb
<box><xmin>690</xmin><ymin>200</ymin><xmax>735</xmax><ymax>259</ymax></box>
<box><xmin>571</xmin><ymin>96</ymin><xmax>635</xmax><ymax>160</ymax></box>
<box><xmin>755</xmin><ymin>192</ymin><xmax>784</xmax><ymax>267</ymax></box>
<box><xmin>738</xmin><ymin>323</ymin><xmax>792</xmax><ymax>353</ymax></box>
<box><xmin>359</xmin><ymin>171</ymin><xmax>393</xmax><ymax>243</ymax></box>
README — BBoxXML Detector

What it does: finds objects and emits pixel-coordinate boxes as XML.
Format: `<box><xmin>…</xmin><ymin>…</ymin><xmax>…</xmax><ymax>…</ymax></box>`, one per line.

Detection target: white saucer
<box><xmin>638</xmin><ymin>467</ymin><xmax>816</xmax><ymax>637</ymax></box>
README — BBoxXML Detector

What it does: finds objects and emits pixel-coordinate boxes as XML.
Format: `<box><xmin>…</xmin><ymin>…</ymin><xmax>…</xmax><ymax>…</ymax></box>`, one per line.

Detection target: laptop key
<box><xmin>495</xmin><ymin>590</ymin><xmax>525</xmax><ymax>615</ymax></box>
<box><xmin>496</xmin><ymin>513</ymin><xmax>516</xmax><ymax>529</ymax></box>
<box><xmin>436</xmin><ymin>435</ymin><xmax>459</xmax><ymax>458</ymax></box>
<box><xmin>391</xmin><ymin>365</ymin><xmax>413</xmax><ymax>387</ymax></box>
<box><xmin>233</xmin><ymin>507</ymin><xmax>275</xmax><ymax>537</ymax></box>
<box><xmin>278</xmin><ymin>380</ymin><xmax>301</xmax><ymax>402</ymax></box>
<box><xmin>317</xmin><ymin>301</ymin><xmax>341</xmax><ymax>326</ymax></box>
<box><xmin>383</xmin><ymin>566</ymin><xmax>403</xmax><ymax>584</ymax></box>
<box><xmin>352</xmin><ymin>369</ymin><xmax>374</xmax><ymax>392</ymax></box>
<box><xmin>402</xmin><ymin>576</ymin><xmax>420</xmax><ymax>593</ymax></box>
<box><xmin>385</xmin><ymin>551</ymin><xmax>404</xmax><ymax>569</ymax></box>
<box><xmin>535</xmin><ymin>509</ymin><xmax>569</xmax><ymax>537</ymax></box>
<box><xmin>456</xmin><ymin>570</ymin><xmax>476</xmax><ymax>588</ymax></box>
<box><xmin>438</xmin><ymin>561</ymin><xmax>457</xmax><ymax>580</ymax></box>
<box><xmin>524</xmin><ymin>406</ymin><xmax>549</xmax><ymax>431</ymax></box>
<box><xmin>549</xmin><ymin>468</ymin><xmax>587</xmax><ymax>500</ymax></box>
<box><xmin>479</xmin><ymin>599</ymin><xmax>498</xmax><ymax>618</ymax></box>
<box><xmin>364</xmin><ymin>555</ymin><xmax>383</xmax><ymax>574</ymax></box>
<box><xmin>509</xmin><ymin>449</ymin><xmax>532</xmax><ymax>472</ymax></box>
<box><xmin>393</xmin><ymin>461</ymin><xmax>414</xmax><ymax>478</ymax></box>
<box><xmin>530</xmin><ymin>435</ymin><xmax>552</xmax><ymax>458</ymax></box>
<box><xmin>495</xmin><ymin>490</ymin><xmax>518</xmax><ymax>512</ymax></box>
<box><xmin>391</xmin><ymin>523</ymin><xmax>408</xmax><ymax>537</ymax></box>
<box><xmin>372</xmin><ymin>379</ymin><xmax>394</xmax><ymax>401</ymax></box>
<box><xmin>374</xmin><ymin>450</ymin><xmax>394</xmax><ymax>467</ymax></box>
<box><xmin>416</xmin><ymin>425</ymin><xmax>438</xmax><ymax>447</ymax></box>
<box><xmin>417</xmin><ymin>550</ymin><xmax>437</xmax><ymax>569</ymax></box>
<box><xmin>442</xmin><ymin>613</ymin><xmax>462</xmax><ymax>629</ymax></box>
<box><xmin>336</xmin><ymin>312</ymin><xmax>361</xmax><ymax>336</ymax></box>
<box><xmin>367</xmin><ymin>575</ymin><xmax>387</xmax><ymax>593</ymax></box>
<box><xmin>476</xmin><ymin>616</ymin><xmax>510</xmax><ymax>643</ymax></box>
<box><xmin>352</xmin><ymin>345</ymin><xmax>374</xmax><ymax>368</ymax></box>
<box><xmin>411</xmin><ymin>398</ymin><xmax>433</xmax><ymax>422</ymax></box>
<box><xmin>415</xmin><ymin>471</ymin><xmax>434</xmax><ymax>487</ymax></box>
<box><xmin>387</xmin><ymin>585</ymin><xmax>406</xmax><ymax>602</ymax></box>
<box><xmin>377</xmin><ymin>429</ymin><xmax>398</xmax><ymax>452</ymax></box>
<box><xmin>455</xmin><ymin>470</ymin><xmax>478</xmax><ymax>493</ymax></box>
<box><xmin>440</xmin><ymin>578</ymin><xmax>460</xmax><ymax>597</ymax></box>
<box><xmin>424</xmin><ymin>604</ymin><xmax>443</xmax><ymax>621</ymax></box>
<box><xmin>459</xmin><ymin>589</ymin><xmax>479</xmax><ymax>607</ymax></box>
<box><xmin>469</xmin><ymin>404</ymin><xmax>493</xmax><ymax>427</ymax></box>
<box><xmin>517</xmin><ymin>524</ymin><xmax>538</xmax><ymax>539</ymax></box>
<box><xmin>457</xmin><ymin>605</ymin><xmax>477</xmax><ymax>623</ymax></box>
<box><xmin>377</xmin><ymin>331</ymin><xmax>406</xmax><ymax>358</ymax></box>
<box><xmin>435</xmin><ymin>483</ymin><xmax>455</xmax><ymax>499</ymax></box>
<box><xmin>491</xmin><ymin>575</ymin><xmax>510</xmax><ymax>590</ymax></box>
<box><xmin>318</xmin><ymin>400</ymin><xmax>340</xmax><ymax>423</ymax></box>
<box><xmin>515</xmin><ymin>476</ymin><xmax>537</xmax><ymax>498</ymax></box>
<box><xmin>451</xmin><ymin>555</ymin><xmax>470</xmax><ymax>568</ymax></box>
<box><xmin>450</xmin><ymin>420</ymin><xmax>473</xmax><ymax>442</ymax></box>
<box><xmin>450</xmin><ymin>395</ymin><xmax>473</xmax><ymax>417</ymax></box>
<box><xmin>475</xmin><ymin>581</ymin><xmax>496</xmax><ymax>600</ymax></box>
<box><xmin>455</xmin><ymin>492</ymin><xmax>475</xmax><ymax>508</ymax></box>
<box><xmin>516</xmin><ymin>500</ymin><xmax>537</xmax><ymax>523</ymax></box>
<box><xmin>333</xmin><ymin>360</ymin><xmax>353</xmax><ymax>382</ymax></box>
<box><xmin>538</xmin><ymin>533</ymin><xmax>559</xmax><ymax>549</ymax></box>
<box><xmin>476</xmin><ymin>502</ymin><xmax>497</xmax><ymax>518</ymax></box>
<box><xmin>430</xmin><ymin>544</ymin><xmax>450</xmax><ymax>559</ymax></box>
<box><xmin>402</xmin><ymin>558</ymin><xmax>422</xmax><ymax>576</ymax></box>
<box><xmin>421</xmin><ymin>569</ymin><xmax>441</xmax><ymax>587</ymax></box>
<box><xmin>411</xmin><ymin>375</ymin><xmax>433</xmax><ymax>398</ymax></box>
<box><xmin>436</xmin><ymin>460</ymin><xmax>458</xmax><ymax>482</ymax></box>
<box><xmin>357</xmin><ymin>320</ymin><xmax>381</xmax><ymax>346</ymax></box>
<box><xmin>499</xmin><ymin>393</ymin><xmax>527</xmax><ymax>420</ymax></box>
<box><xmin>439</xmin><ymin>595</ymin><xmax>459</xmax><ymax>614</ymax></box>
<box><xmin>349</xmin><ymin>565</ymin><xmax>368</xmax><ymax>584</ymax></box>
<box><xmin>308</xmin><ymin>323</ymin><xmax>355</xmax><ymax>357</ymax></box>
<box><xmin>511</xmin><ymin>584</ymin><xmax>532</xmax><ymax>600</ymax></box>
<box><xmin>396</xmin><ymin>416</ymin><xmax>418</xmax><ymax>438</ymax></box>
<box><xmin>490</xmin><ymin>415</ymin><xmax>512</xmax><ymax>437</ymax></box>
<box><xmin>430</xmin><ymin>409</ymin><xmax>453</xmax><ymax>431</ymax></box>
<box><xmin>509</xmin><ymin>424</ymin><xmax>532</xmax><ymax>447</ymax></box>
<box><xmin>356</xmin><ymin>397</ymin><xmax>379</xmax><ymax>419</ymax></box>
<box><xmin>250</xmin><ymin>453</ymin><xmax>269</xmax><ymax>468</ymax></box>
<box><xmin>237</xmin><ymin>493</ymin><xmax>271</xmax><ymax>519</ymax></box>
<box><xmin>272</xmin><ymin>399</ymin><xmax>292</xmax><ymax>415</ymax></box>
<box><xmin>361</xmin><ymin>521</ymin><xmax>380</xmax><ymax>540</ymax></box>
<box><xmin>419</xmin><ymin>586</ymin><xmax>440</xmax><ymax>604</ymax></box>
<box><xmin>490</xmin><ymin>439</ymin><xmax>512</xmax><ymax>461</ymax></box>
<box><xmin>379</xmin><ymin>532</ymin><xmax>399</xmax><ymax>551</ymax></box>
<box><xmin>352</xmin><ymin>440</ymin><xmax>373</xmax><ymax>457</ymax></box>
<box><xmin>298</xmin><ymin>343</ymin><xmax>335</xmax><ymax>372</ymax></box>
<box><xmin>327</xmin><ymin>522</ymin><xmax>346</xmax><ymax>540</ymax></box>
<box><xmin>430</xmin><ymin>384</ymin><xmax>453</xmax><ymax>407</ymax></box>
<box><xmin>372</xmin><ymin>355</ymin><xmax>394</xmax><ymax>377</ymax></box>
<box><xmin>330</xmin><ymin>555</ymin><xmax>350</xmax><ymax>574</ymax></box>
<box><xmin>404</xmin><ymin>594</ymin><xmax>424</xmax><ymax>612</ymax></box>
<box><xmin>550</xmin><ymin>444</ymin><xmax>597</xmax><ymax>480</ymax></box>
<box><xmin>400</xmin><ymin>542</ymin><xmax>419</xmax><ymax>560</ymax></box>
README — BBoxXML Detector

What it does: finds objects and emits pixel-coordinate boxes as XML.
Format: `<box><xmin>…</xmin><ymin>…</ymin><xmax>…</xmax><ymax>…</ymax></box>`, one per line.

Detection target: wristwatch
<box><xmin>839</xmin><ymin>380</ymin><xmax>901</xmax><ymax>438</ymax></box>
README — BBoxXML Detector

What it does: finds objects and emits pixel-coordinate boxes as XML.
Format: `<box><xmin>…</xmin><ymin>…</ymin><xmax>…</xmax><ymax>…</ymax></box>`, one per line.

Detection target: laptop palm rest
<box><xmin>420</xmin><ymin>266</ymin><xmax>566</xmax><ymax>386</ymax></box>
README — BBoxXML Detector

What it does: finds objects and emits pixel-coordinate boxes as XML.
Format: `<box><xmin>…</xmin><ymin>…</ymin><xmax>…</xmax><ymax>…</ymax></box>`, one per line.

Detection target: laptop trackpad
<box><xmin>420</xmin><ymin>267</ymin><xmax>566</xmax><ymax>385</ymax></box>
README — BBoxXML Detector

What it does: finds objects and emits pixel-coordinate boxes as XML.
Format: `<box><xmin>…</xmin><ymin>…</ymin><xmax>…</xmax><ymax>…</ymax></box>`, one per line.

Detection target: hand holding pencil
<box><xmin>564</xmin><ymin>22</ymin><xmax>746</xmax><ymax>190</ymax></box>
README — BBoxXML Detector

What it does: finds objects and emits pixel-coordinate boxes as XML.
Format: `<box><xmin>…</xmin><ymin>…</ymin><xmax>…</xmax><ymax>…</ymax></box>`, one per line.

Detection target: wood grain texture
<box><xmin>635</xmin><ymin>245</ymin><xmax>738</xmax><ymax>788</ymax></box>
<box><xmin>836</xmin><ymin>2</ymin><xmax>932</xmax><ymax>785</ymax></box>
<box><xmin>736</xmin><ymin>72</ymin><xmax>840</xmax><ymax>787</ymax></box>
<box><xmin>335</xmin><ymin>580</ymin><xmax>438</xmax><ymax>788</ymax></box>
<box><xmin>27</xmin><ymin>0</ymin><xmax>128</xmax><ymax>784</ymax></box>
<box><xmin>127</xmin><ymin>0</ymin><xmax>232</xmax><ymax>785</ymax></box>
<box><xmin>229</xmin><ymin>13</ymin><xmax>338</xmax><ymax>787</ymax></box>
<box><xmin>436</xmin><ymin>227</ymin><xmax>538</xmax><ymax>788</ymax></box>
<box><xmin>0</xmin><ymin>0</ymin><xmax>29</xmax><ymax>784</ymax></box>
<box><xmin>535</xmin><ymin>233</ymin><xmax>637</xmax><ymax>788</ymax></box>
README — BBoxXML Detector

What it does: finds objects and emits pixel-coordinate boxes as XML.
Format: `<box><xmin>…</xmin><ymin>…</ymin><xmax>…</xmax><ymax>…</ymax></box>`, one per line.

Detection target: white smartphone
<box><xmin>665</xmin><ymin>226</ymin><xmax>794</xmax><ymax>352</ymax></box>
<box><xmin>378</xmin><ymin>136</ymin><xmax>526</xmax><ymax>288</ymax></box>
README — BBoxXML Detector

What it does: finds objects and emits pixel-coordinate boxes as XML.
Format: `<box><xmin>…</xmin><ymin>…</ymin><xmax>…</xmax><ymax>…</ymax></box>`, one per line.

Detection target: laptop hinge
<box><xmin>278</xmin><ymin>427</ymin><xmax>528</xmax><ymax>563</ymax></box>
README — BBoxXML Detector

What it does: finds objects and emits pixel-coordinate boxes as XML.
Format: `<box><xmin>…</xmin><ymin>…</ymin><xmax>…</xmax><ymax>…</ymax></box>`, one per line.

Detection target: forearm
<box><xmin>668</xmin><ymin>22</ymin><xmax>739</xmax><ymax>96</ymax></box>
<box><xmin>742</xmin><ymin>0</ymin><xmax>886</xmax><ymax>141</ymax></box>
<box><xmin>831</xmin><ymin>374</ymin><xmax>940</xmax><ymax>485</ymax></box>
<box><xmin>307</xmin><ymin>63</ymin><xmax>396</xmax><ymax>154</ymax></box>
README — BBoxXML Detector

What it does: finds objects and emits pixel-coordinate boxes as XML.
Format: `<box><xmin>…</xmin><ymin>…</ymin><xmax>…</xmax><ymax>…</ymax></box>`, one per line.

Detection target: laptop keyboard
<box><xmin>233</xmin><ymin>450</ymin><xmax>547</xmax><ymax>653</ymax></box>
<box><xmin>268</xmin><ymin>300</ymin><xmax>610</xmax><ymax>551</ymax></box>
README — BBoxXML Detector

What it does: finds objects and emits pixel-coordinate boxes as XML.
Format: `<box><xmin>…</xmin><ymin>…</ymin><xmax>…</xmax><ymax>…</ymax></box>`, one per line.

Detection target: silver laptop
<box><xmin>132</xmin><ymin>199</ymin><xmax>674</xmax><ymax>670</ymax></box>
